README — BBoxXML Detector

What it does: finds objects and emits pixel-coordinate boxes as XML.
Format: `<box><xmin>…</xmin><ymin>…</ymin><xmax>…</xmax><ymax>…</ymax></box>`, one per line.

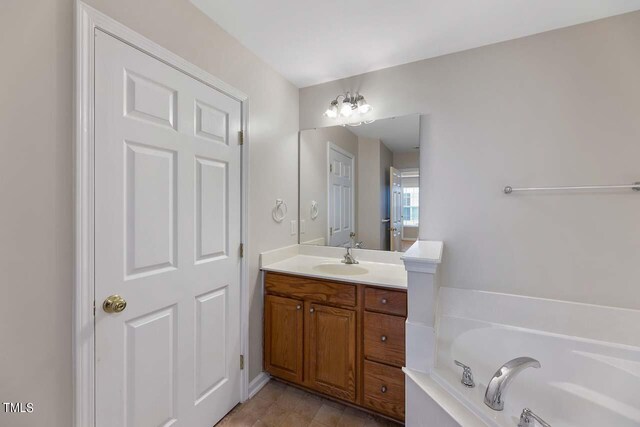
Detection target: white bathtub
<box><xmin>409</xmin><ymin>287</ymin><xmax>640</xmax><ymax>427</ymax></box>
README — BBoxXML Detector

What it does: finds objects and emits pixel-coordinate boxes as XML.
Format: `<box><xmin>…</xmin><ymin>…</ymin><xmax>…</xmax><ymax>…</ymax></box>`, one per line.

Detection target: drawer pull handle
<box><xmin>381</xmin><ymin>298</ymin><xmax>388</xmax><ymax>304</ymax></box>
<box><xmin>310</xmin><ymin>307</ymin><xmax>315</xmax><ymax>313</ymax></box>
<box><xmin>381</xmin><ymin>385</ymin><xmax>388</xmax><ymax>393</ymax></box>
<box><xmin>381</xmin><ymin>335</ymin><xmax>387</xmax><ymax>342</ymax></box>
<box><xmin>296</xmin><ymin>305</ymin><xmax>301</xmax><ymax>310</ymax></box>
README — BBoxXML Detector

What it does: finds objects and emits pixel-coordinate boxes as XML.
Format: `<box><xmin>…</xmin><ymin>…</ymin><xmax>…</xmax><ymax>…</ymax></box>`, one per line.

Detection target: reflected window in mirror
<box><xmin>402</xmin><ymin>187</ymin><xmax>419</xmax><ymax>227</ymax></box>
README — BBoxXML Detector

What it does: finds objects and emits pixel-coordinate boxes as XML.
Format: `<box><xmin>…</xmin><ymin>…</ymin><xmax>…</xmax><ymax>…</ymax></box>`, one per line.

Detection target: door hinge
<box><xmin>329</xmin><ymin>227</ymin><xmax>333</xmax><ymax>236</ymax></box>
<box><xmin>329</xmin><ymin>164</ymin><xmax>333</xmax><ymax>172</ymax></box>
<box><xmin>93</xmin><ymin>300</ymin><xmax>96</xmax><ymax>316</ymax></box>
<box><xmin>239</xmin><ymin>243</ymin><xmax>244</xmax><ymax>258</ymax></box>
<box><xmin>238</xmin><ymin>130</ymin><xmax>244</xmax><ymax>145</ymax></box>
<box><xmin>240</xmin><ymin>354</ymin><xmax>245</xmax><ymax>370</ymax></box>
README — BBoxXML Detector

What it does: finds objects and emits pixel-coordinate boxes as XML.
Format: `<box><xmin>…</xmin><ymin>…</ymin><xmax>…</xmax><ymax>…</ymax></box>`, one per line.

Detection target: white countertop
<box><xmin>261</xmin><ymin>254</ymin><xmax>407</xmax><ymax>289</ymax></box>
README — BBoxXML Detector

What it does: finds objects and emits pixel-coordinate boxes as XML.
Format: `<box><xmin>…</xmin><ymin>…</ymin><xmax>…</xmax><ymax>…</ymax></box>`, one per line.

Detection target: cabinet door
<box><xmin>308</xmin><ymin>303</ymin><xmax>357</xmax><ymax>402</ymax></box>
<box><xmin>264</xmin><ymin>294</ymin><xmax>304</xmax><ymax>383</ymax></box>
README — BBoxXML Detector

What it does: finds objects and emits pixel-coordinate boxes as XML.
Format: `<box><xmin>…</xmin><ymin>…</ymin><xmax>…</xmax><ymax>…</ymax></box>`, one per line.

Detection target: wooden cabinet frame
<box><xmin>263</xmin><ymin>272</ymin><xmax>407</xmax><ymax>421</ymax></box>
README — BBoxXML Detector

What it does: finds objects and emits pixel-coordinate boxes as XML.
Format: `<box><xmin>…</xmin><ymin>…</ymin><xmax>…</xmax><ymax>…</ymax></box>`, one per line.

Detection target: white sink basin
<box><xmin>312</xmin><ymin>263</ymin><xmax>369</xmax><ymax>276</ymax></box>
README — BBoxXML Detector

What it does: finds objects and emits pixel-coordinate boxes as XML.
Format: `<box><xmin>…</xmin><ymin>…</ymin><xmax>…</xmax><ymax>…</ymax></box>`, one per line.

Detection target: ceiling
<box><xmin>190</xmin><ymin>0</ymin><xmax>640</xmax><ymax>87</ymax></box>
<box><xmin>347</xmin><ymin>115</ymin><xmax>420</xmax><ymax>153</ymax></box>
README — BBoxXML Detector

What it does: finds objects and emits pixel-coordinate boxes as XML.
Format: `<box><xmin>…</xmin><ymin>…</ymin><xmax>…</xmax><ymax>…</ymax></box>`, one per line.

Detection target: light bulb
<box><xmin>324</xmin><ymin>107</ymin><xmax>337</xmax><ymax>118</ymax></box>
<box><xmin>340</xmin><ymin>102</ymin><xmax>354</xmax><ymax>117</ymax></box>
<box><xmin>356</xmin><ymin>95</ymin><xmax>371</xmax><ymax>114</ymax></box>
<box><xmin>323</xmin><ymin>101</ymin><xmax>338</xmax><ymax>118</ymax></box>
<box><xmin>358</xmin><ymin>103</ymin><xmax>371</xmax><ymax>114</ymax></box>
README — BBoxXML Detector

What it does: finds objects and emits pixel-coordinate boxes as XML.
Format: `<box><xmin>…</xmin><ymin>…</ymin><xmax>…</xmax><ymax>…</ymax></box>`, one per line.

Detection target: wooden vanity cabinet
<box><xmin>263</xmin><ymin>272</ymin><xmax>407</xmax><ymax>422</ymax></box>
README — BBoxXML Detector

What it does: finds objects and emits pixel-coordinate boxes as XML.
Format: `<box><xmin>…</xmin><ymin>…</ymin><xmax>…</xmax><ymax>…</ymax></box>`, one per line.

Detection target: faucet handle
<box><xmin>518</xmin><ymin>408</ymin><xmax>551</xmax><ymax>427</ymax></box>
<box><xmin>454</xmin><ymin>360</ymin><xmax>475</xmax><ymax>388</ymax></box>
<box><xmin>454</xmin><ymin>360</ymin><xmax>471</xmax><ymax>370</ymax></box>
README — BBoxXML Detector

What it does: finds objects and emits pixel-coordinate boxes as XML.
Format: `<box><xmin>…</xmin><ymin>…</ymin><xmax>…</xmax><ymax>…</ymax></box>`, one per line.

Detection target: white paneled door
<box><xmin>94</xmin><ymin>31</ymin><xmax>241</xmax><ymax>427</ymax></box>
<box><xmin>328</xmin><ymin>143</ymin><xmax>354</xmax><ymax>247</ymax></box>
<box><xmin>390</xmin><ymin>167</ymin><xmax>402</xmax><ymax>251</ymax></box>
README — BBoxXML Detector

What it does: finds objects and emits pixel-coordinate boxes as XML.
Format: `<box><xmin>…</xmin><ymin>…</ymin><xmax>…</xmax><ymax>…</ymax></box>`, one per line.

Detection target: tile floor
<box><xmin>216</xmin><ymin>380</ymin><xmax>403</xmax><ymax>427</ymax></box>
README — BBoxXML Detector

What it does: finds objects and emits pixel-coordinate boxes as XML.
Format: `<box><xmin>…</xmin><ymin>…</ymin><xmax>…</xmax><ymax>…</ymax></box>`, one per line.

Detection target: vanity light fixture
<box><xmin>323</xmin><ymin>91</ymin><xmax>374</xmax><ymax>126</ymax></box>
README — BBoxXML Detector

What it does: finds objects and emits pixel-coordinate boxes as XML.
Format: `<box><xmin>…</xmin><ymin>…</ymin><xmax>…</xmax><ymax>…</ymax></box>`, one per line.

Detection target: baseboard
<box><xmin>248</xmin><ymin>372</ymin><xmax>270</xmax><ymax>399</ymax></box>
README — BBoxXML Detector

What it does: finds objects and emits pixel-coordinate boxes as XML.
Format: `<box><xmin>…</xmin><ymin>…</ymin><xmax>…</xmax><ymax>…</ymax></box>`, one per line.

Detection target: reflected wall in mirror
<box><xmin>299</xmin><ymin>114</ymin><xmax>420</xmax><ymax>252</ymax></box>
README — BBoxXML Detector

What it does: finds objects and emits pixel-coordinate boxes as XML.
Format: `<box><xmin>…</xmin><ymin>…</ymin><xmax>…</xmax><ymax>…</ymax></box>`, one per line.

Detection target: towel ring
<box><xmin>272</xmin><ymin>199</ymin><xmax>287</xmax><ymax>223</ymax></box>
<box><xmin>310</xmin><ymin>201</ymin><xmax>319</xmax><ymax>220</ymax></box>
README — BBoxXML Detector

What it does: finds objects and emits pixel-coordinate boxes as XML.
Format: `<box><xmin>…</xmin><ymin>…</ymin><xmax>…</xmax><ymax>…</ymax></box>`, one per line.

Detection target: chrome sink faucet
<box><xmin>342</xmin><ymin>233</ymin><xmax>360</xmax><ymax>264</ymax></box>
<box><xmin>484</xmin><ymin>357</ymin><xmax>541</xmax><ymax>411</ymax></box>
<box><xmin>342</xmin><ymin>246</ymin><xmax>359</xmax><ymax>264</ymax></box>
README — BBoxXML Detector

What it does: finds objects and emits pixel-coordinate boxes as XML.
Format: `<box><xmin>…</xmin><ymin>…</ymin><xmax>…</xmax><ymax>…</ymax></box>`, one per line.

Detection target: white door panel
<box><xmin>328</xmin><ymin>144</ymin><xmax>354</xmax><ymax>247</ymax></box>
<box><xmin>390</xmin><ymin>167</ymin><xmax>403</xmax><ymax>251</ymax></box>
<box><xmin>95</xmin><ymin>30</ymin><xmax>241</xmax><ymax>427</ymax></box>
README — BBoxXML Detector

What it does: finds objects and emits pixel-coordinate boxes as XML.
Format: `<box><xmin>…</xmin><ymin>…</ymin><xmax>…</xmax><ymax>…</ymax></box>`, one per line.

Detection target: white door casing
<box><xmin>327</xmin><ymin>143</ymin><xmax>355</xmax><ymax>247</ymax></box>
<box><xmin>94</xmin><ymin>30</ymin><xmax>241</xmax><ymax>427</ymax></box>
<box><xmin>390</xmin><ymin>167</ymin><xmax>402</xmax><ymax>251</ymax></box>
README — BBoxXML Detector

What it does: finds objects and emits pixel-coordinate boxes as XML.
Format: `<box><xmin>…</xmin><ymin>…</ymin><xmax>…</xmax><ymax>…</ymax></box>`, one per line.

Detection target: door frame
<box><xmin>326</xmin><ymin>142</ymin><xmax>355</xmax><ymax>245</ymax></box>
<box><xmin>73</xmin><ymin>2</ymin><xmax>251</xmax><ymax>426</ymax></box>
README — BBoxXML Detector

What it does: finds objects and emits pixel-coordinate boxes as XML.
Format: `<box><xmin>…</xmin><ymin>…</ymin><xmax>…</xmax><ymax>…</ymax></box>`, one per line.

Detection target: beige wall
<box><xmin>299</xmin><ymin>126</ymin><xmax>358</xmax><ymax>244</ymax></box>
<box><xmin>403</xmin><ymin>226</ymin><xmax>418</xmax><ymax>240</ymax></box>
<box><xmin>301</xmin><ymin>11</ymin><xmax>640</xmax><ymax>310</ymax></box>
<box><xmin>393</xmin><ymin>151</ymin><xmax>420</xmax><ymax>169</ymax></box>
<box><xmin>1</xmin><ymin>2</ymin><xmax>73</xmax><ymax>426</ymax></box>
<box><xmin>357</xmin><ymin>137</ymin><xmax>391</xmax><ymax>250</ymax></box>
<box><xmin>0</xmin><ymin>1</ymin><xmax>298</xmax><ymax>426</ymax></box>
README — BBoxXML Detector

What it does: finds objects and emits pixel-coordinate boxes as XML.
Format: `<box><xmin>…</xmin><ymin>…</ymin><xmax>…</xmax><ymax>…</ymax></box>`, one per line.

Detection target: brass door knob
<box><xmin>381</xmin><ymin>385</ymin><xmax>388</xmax><ymax>393</ymax></box>
<box><xmin>103</xmin><ymin>295</ymin><xmax>127</xmax><ymax>313</ymax></box>
<box><xmin>381</xmin><ymin>335</ymin><xmax>387</xmax><ymax>342</ymax></box>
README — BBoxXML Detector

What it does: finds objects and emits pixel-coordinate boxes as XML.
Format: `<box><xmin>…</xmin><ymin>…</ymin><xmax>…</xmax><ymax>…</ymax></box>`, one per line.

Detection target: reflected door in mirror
<box><xmin>328</xmin><ymin>144</ymin><xmax>354</xmax><ymax>246</ymax></box>
<box><xmin>390</xmin><ymin>167</ymin><xmax>403</xmax><ymax>251</ymax></box>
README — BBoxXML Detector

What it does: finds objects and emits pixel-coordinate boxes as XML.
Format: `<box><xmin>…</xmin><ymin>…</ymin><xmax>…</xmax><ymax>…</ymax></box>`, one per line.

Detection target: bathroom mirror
<box><xmin>299</xmin><ymin>114</ymin><xmax>420</xmax><ymax>252</ymax></box>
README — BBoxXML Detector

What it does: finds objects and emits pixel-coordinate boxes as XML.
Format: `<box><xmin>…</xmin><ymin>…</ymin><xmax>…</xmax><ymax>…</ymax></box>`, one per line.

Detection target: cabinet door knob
<box><xmin>380</xmin><ymin>335</ymin><xmax>387</xmax><ymax>342</ymax></box>
<box><xmin>381</xmin><ymin>298</ymin><xmax>388</xmax><ymax>304</ymax></box>
<box><xmin>310</xmin><ymin>307</ymin><xmax>315</xmax><ymax>313</ymax></box>
<box><xmin>296</xmin><ymin>305</ymin><xmax>301</xmax><ymax>310</ymax></box>
<box><xmin>381</xmin><ymin>385</ymin><xmax>387</xmax><ymax>393</ymax></box>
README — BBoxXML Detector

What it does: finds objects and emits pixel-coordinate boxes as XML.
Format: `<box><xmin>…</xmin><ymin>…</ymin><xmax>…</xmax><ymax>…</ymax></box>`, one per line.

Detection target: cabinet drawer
<box><xmin>364</xmin><ymin>312</ymin><xmax>405</xmax><ymax>367</ymax></box>
<box><xmin>265</xmin><ymin>272</ymin><xmax>356</xmax><ymax>307</ymax></box>
<box><xmin>363</xmin><ymin>360</ymin><xmax>405</xmax><ymax>420</ymax></box>
<box><xmin>365</xmin><ymin>287</ymin><xmax>407</xmax><ymax>316</ymax></box>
